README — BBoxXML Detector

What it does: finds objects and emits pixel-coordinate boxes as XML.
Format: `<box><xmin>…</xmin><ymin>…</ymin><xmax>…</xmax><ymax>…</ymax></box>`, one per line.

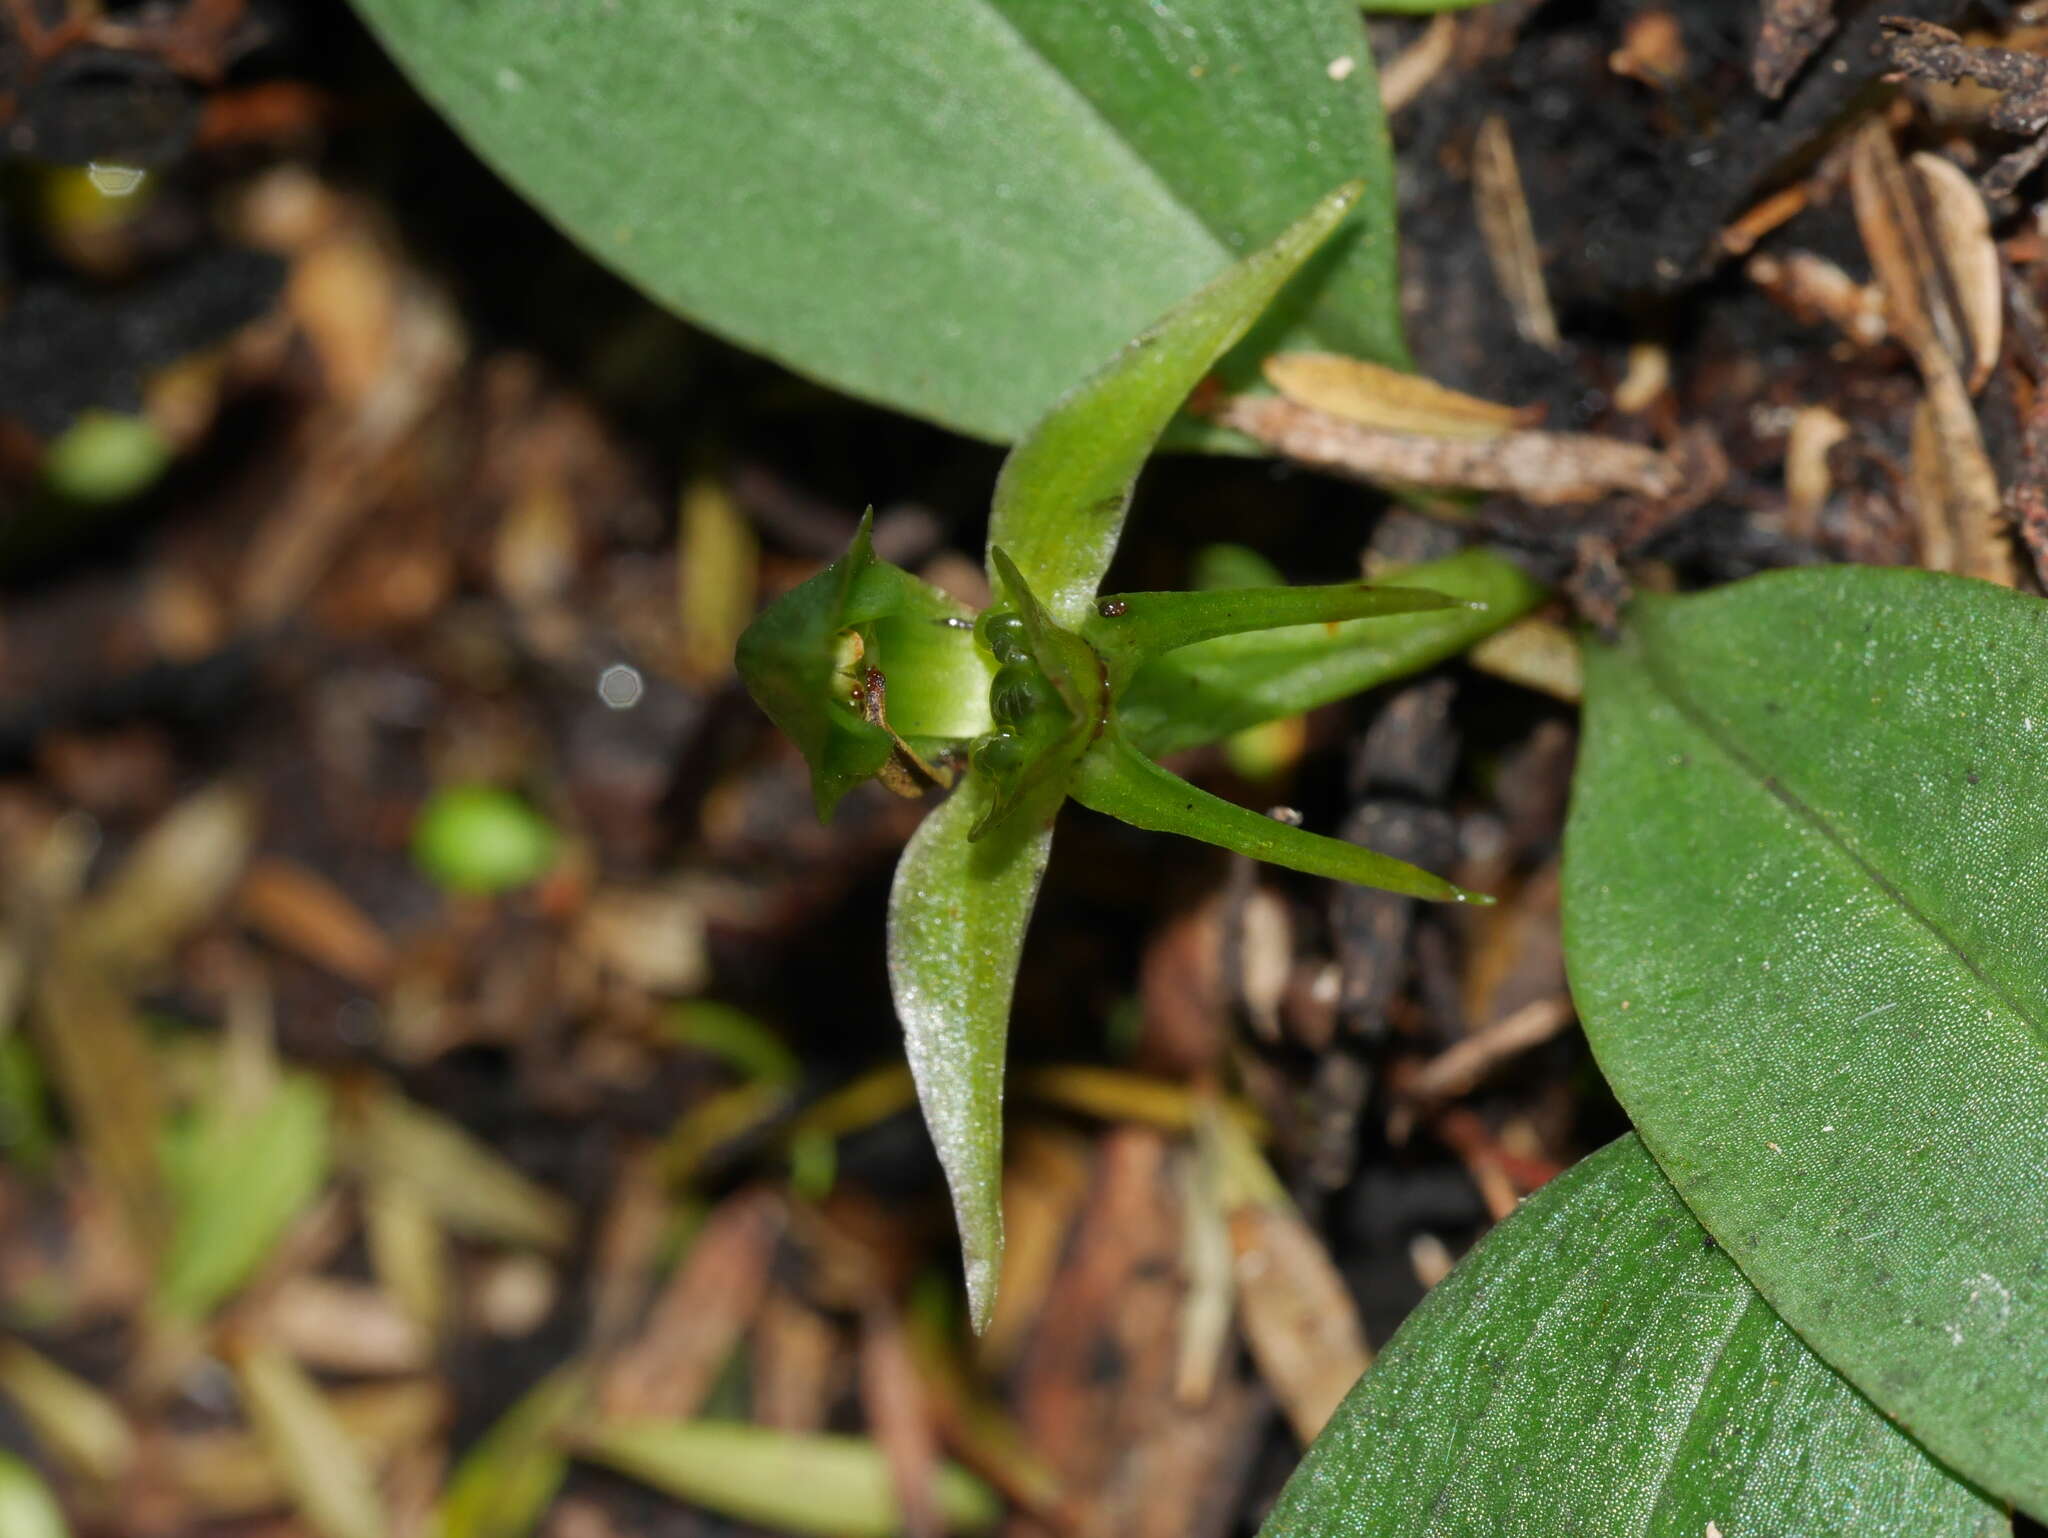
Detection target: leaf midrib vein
<box><xmin>1636</xmin><ymin>642</ymin><xmax>2048</xmax><ymax>1052</ymax></box>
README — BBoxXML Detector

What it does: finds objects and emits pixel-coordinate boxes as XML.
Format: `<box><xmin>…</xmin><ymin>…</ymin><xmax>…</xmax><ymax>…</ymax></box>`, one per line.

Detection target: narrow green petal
<box><xmin>887</xmin><ymin>776</ymin><xmax>1056</xmax><ymax>1330</ymax></box>
<box><xmin>989</xmin><ymin>183</ymin><xmax>1365</xmax><ymax>627</ymax></box>
<box><xmin>1070</xmin><ymin>727</ymin><xmax>1485</xmax><ymax>903</ymax></box>
<box><xmin>1083</xmin><ymin>581</ymin><xmax>1465</xmax><ymax>685</ymax></box>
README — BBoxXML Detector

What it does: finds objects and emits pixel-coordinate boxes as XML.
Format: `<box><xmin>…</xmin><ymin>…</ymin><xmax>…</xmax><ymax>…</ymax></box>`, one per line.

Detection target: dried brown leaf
<box><xmin>1262</xmin><ymin>354</ymin><xmax>1533</xmax><ymax>440</ymax></box>
<box><xmin>1909</xmin><ymin>151</ymin><xmax>2002</xmax><ymax>393</ymax></box>
<box><xmin>232</xmin><ymin>1345</ymin><xmax>387</xmax><ymax>1538</ymax></box>
<box><xmin>238</xmin><ymin>857</ymin><xmax>394</xmax><ymax>989</ymax></box>
<box><xmin>73</xmin><ymin>784</ymin><xmax>257</xmax><ymax>973</ymax></box>
<box><xmin>1216</xmin><ymin>394</ymin><xmax>1691</xmax><ymax>505</ymax></box>
<box><xmin>343</xmin><ymin>1088</ymin><xmax>573</xmax><ymax>1252</ymax></box>
<box><xmin>0</xmin><ymin>1337</ymin><xmax>135</xmax><ymax>1484</ymax></box>
<box><xmin>1472</xmin><ymin>115</ymin><xmax>1560</xmax><ymax>350</ymax></box>
<box><xmin>598</xmin><ymin>1189</ymin><xmax>781</xmax><ymax>1421</ymax></box>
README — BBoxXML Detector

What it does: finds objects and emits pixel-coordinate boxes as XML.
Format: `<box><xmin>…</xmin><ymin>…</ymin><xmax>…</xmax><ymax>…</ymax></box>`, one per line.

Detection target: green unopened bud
<box><xmin>736</xmin><ymin>513</ymin><xmax>992</xmax><ymax>819</ymax></box>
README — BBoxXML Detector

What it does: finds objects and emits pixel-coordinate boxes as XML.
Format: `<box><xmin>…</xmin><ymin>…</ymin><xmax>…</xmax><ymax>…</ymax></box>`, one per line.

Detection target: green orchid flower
<box><xmin>737</xmin><ymin>184</ymin><xmax>1543</xmax><ymax>1327</ymax></box>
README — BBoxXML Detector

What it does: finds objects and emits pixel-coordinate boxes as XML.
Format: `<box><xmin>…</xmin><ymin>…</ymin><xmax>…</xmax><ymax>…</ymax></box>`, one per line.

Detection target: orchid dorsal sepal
<box><xmin>1067</xmin><ymin>725</ymin><xmax>1491</xmax><ymax>905</ymax></box>
<box><xmin>735</xmin><ymin>511</ymin><xmax>993</xmax><ymax>820</ymax></box>
<box><xmin>1079</xmin><ymin>580</ymin><xmax>1476</xmax><ymax>687</ymax></box>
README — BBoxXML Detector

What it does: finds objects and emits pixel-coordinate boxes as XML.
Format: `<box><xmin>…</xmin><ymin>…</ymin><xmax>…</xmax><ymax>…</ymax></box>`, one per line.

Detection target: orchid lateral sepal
<box><xmin>1068</xmin><ymin>725</ymin><xmax>1490</xmax><ymax>904</ymax></box>
<box><xmin>1079</xmin><ymin>580</ymin><xmax>1472</xmax><ymax>688</ymax></box>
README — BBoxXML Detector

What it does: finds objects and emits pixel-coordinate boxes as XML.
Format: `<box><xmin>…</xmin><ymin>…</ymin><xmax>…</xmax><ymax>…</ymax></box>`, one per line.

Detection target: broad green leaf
<box><xmin>1069</xmin><ymin>727</ymin><xmax>1480</xmax><ymax>902</ymax></box>
<box><xmin>1120</xmin><ymin>547</ymin><xmax>1544</xmax><ymax>757</ymax></box>
<box><xmin>886</xmin><ymin>775</ymin><xmax>1054</xmax><ymax>1333</ymax></box>
<box><xmin>1563</xmin><ymin>566</ymin><xmax>2048</xmax><ymax>1517</ymax></box>
<box><xmin>1263</xmin><ymin>1137</ymin><xmax>2005</xmax><ymax>1538</ymax></box>
<box><xmin>157</xmin><ymin>1073</ymin><xmax>331</xmax><ymax>1320</ymax></box>
<box><xmin>991</xmin><ymin>182</ymin><xmax>1362</xmax><ymax>627</ymax></box>
<box><xmin>346</xmin><ymin>1</ymin><xmax>1405</xmax><ymax>444</ymax></box>
<box><xmin>577</xmin><ymin>1421</ymin><xmax>1001</xmax><ymax>1537</ymax></box>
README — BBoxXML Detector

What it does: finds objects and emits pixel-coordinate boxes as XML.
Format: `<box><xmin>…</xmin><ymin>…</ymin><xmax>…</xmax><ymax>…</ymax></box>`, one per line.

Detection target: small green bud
<box><xmin>412</xmin><ymin>785</ymin><xmax>558</xmax><ymax>895</ymax></box>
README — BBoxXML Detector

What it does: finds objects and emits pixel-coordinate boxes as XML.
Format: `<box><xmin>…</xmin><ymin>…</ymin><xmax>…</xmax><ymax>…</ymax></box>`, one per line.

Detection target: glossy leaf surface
<box><xmin>1262</xmin><ymin>1137</ymin><xmax>2005</xmax><ymax>1538</ymax></box>
<box><xmin>1564</xmin><ymin>566</ymin><xmax>2048</xmax><ymax>1516</ymax></box>
<box><xmin>886</xmin><ymin>776</ymin><xmax>1055</xmax><ymax>1332</ymax></box>
<box><xmin>989</xmin><ymin>182</ymin><xmax>1362</xmax><ymax>626</ymax></box>
<box><xmin>1119</xmin><ymin>547</ymin><xmax>1543</xmax><ymax>757</ymax></box>
<box><xmin>348</xmin><ymin>1</ymin><xmax>1404</xmax><ymax>443</ymax></box>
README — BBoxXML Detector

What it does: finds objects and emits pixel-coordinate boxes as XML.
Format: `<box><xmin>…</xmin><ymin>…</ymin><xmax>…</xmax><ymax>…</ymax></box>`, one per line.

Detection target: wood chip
<box><xmin>1472</xmin><ymin>114</ymin><xmax>1560</xmax><ymax>351</ymax></box>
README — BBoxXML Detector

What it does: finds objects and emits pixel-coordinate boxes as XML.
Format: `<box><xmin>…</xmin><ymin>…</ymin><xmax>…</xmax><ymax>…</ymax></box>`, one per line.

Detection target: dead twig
<box><xmin>1882</xmin><ymin>19</ymin><xmax>2048</xmax><ymax>196</ymax></box>
<box><xmin>1216</xmin><ymin>393</ymin><xmax>1717</xmax><ymax>508</ymax></box>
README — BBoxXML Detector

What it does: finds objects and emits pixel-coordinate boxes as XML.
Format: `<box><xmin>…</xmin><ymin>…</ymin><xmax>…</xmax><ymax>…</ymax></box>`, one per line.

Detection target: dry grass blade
<box><xmin>1262</xmin><ymin>354</ymin><xmax>1534</xmax><ymax>440</ymax></box>
<box><xmin>573</xmin><ymin>1422</ymin><xmax>1001</xmax><ymax>1538</ymax></box>
<box><xmin>1472</xmin><ymin>114</ymin><xmax>1560</xmax><ymax>350</ymax></box>
<box><xmin>1909</xmin><ymin>153</ymin><xmax>2001</xmax><ymax>394</ymax></box>
<box><xmin>343</xmin><ymin>1087</ymin><xmax>573</xmax><ymax>1252</ymax></box>
<box><xmin>435</xmin><ymin>1360</ymin><xmax>590</xmax><ymax>1538</ymax></box>
<box><xmin>1380</xmin><ymin>14</ymin><xmax>1457</xmax><ymax>114</ymax></box>
<box><xmin>0</xmin><ymin>1338</ymin><xmax>134</xmax><ymax>1484</ymax></box>
<box><xmin>858</xmin><ymin>1301</ymin><xmax>944</xmax><ymax>1538</ymax></box>
<box><xmin>232</xmin><ymin>1345</ymin><xmax>388</xmax><ymax>1538</ymax></box>
<box><xmin>168</xmin><ymin>1379</ymin><xmax>445</xmax><ymax>1519</ymax></box>
<box><xmin>1850</xmin><ymin>121</ymin><xmax>2015</xmax><ymax>585</ymax></box>
<box><xmin>71</xmin><ymin>785</ymin><xmax>258</xmax><ymax>973</ymax></box>
<box><xmin>1014</xmin><ymin>1065</ymin><xmax>1264</xmax><ymax>1137</ymax></box>
<box><xmin>33</xmin><ymin>962</ymin><xmax>167</xmax><ymax>1260</ymax></box>
<box><xmin>364</xmin><ymin>1177</ymin><xmax>450</xmax><ymax>1342</ymax></box>
<box><xmin>1215</xmin><ymin>394</ymin><xmax>1693</xmax><ymax>505</ymax></box>
<box><xmin>1207</xmin><ymin>1116</ymin><xmax>1370</xmax><ymax>1444</ymax></box>
<box><xmin>678</xmin><ymin>476</ymin><xmax>761</xmax><ymax>685</ymax></box>
<box><xmin>597</xmin><ymin>1189</ymin><xmax>781</xmax><ymax>1421</ymax></box>
<box><xmin>1176</xmin><ymin>1131</ymin><xmax>1235</xmax><ymax>1407</ymax></box>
